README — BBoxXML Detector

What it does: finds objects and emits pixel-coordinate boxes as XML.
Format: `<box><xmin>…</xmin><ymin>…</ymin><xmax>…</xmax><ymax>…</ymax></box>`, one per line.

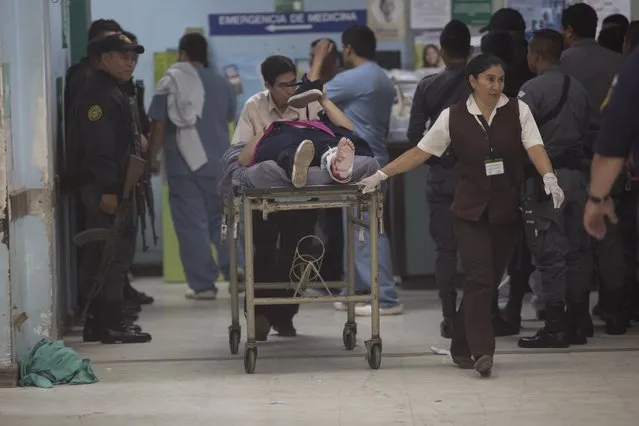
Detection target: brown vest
<box><xmin>449</xmin><ymin>98</ymin><xmax>526</xmax><ymax>224</ymax></box>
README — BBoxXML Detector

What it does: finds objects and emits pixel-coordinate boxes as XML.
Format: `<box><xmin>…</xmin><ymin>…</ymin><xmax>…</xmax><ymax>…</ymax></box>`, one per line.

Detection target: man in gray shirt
<box><xmin>516</xmin><ymin>29</ymin><xmax>593</xmax><ymax>349</ymax></box>
<box><xmin>560</xmin><ymin>3</ymin><xmax>622</xmax><ymax>153</ymax></box>
<box><xmin>148</xmin><ymin>33</ymin><xmax>242</xmax><ymax>300</ymax></box>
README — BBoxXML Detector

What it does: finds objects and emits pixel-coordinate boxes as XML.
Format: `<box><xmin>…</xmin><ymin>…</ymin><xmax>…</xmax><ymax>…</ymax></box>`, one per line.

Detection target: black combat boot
<box><xmin>566</xmin><ymin>302</ymin><xmax>588</xmax><ymax>345</ymax></box>
<box><xmin>83</xmin><ymin>301</ymin><xmax>144</xmax><ymax>342</ymax></box>
<box><xmin>92</xmin><ymin>301</ymin><xmax>151</xmax><ymax>344</ymax></box>
<box><xmin>518</xmin><ymin>304</ymin><xmax>569</xmax><ymax>348</ymax></box>
<box><xmin>440</xmin><ymin>292</ymin><xmax>457</xmax><ymax>339</ymax></box>
<box><xmin>601</xmin><ymin>291</ymin><xmax>629</xmax><ymax>335</ymax></box>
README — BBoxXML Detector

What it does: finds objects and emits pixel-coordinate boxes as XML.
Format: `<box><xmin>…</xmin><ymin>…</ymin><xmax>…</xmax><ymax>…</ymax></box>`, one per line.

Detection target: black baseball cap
<box><xmin>480</xmin><ymin>8</ymin><xmax>526</xmax><ymax>33</ymax></box>
<box><xmin>88</xmin><ymin>33</ymin><xmax>145</xmax><ymax>57</ymax></box>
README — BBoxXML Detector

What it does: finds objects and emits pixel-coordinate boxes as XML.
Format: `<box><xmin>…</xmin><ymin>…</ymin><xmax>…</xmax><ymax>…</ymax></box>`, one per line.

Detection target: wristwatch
<box><xmin>587</xmin><ymin>194</ymin><xmax>610</xmax><ymax>204</ymax></box>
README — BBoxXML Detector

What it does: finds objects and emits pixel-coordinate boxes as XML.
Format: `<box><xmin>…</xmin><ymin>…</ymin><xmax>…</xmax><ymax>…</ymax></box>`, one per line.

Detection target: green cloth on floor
<box><xmin>18</xmin><ymin>339</ymin><xmax>99</xmax><ymax>388</ymax></box>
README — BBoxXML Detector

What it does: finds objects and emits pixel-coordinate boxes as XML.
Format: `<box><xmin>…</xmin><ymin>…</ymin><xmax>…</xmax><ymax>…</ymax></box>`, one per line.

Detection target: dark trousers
<box><xmin>427</xmin><ymin>194</ymin><xmax>458</xmax><ymax>313</ymax></box>
<box><xmin>77</xmin><ymin>185</ymin><xmax>137</xmax><ymax>305</ymax></box>
<box><xmin>254</xmin><ymin>125</ymin><xmax>371</xmax><ymax>179</ymax></box>
<box><xmin>524</xmin><ymin>170</ymin><xmax>592</xmax><ymax>304</ymax></box>
<box><xmin>318</xmin><ymin>208</ymin><xmax>344</xmax><ymax>281</ymax></box>
<box><xmin>250</xmin><ymin>209</ymin><xmax>318</xmax><ymax>325</ymax></box>
<box><xmin>617</xmin><ymin>184</ymin><xmax>639</xmax><ymax>307</ymax></box>
<box><xmin>451</xmin><ymin>215</ymin><xmax>519</xmax><ymax>358</ymax></box>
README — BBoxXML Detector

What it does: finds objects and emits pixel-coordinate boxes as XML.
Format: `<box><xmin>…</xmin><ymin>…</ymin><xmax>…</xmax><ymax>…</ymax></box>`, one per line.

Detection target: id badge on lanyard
<box><xmin>477</xmin><ymin>115</ymin><xmax>504</xmax><ymax>176</ymax></box>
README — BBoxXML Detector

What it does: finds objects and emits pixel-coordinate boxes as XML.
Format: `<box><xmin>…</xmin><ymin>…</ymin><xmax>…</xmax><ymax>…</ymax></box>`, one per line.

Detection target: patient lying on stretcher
<box><xmin>236</xmin><ymin>113</ymin><xmax>377</xmax><ymax>188</ymax></box>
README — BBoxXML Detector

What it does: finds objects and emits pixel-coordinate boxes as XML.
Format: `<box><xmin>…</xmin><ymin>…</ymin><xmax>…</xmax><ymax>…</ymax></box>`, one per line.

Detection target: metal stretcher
<box><xmin>221</xmin><ymin>184</ymin><xmax>384</xmax><ymax>374</ymax></box>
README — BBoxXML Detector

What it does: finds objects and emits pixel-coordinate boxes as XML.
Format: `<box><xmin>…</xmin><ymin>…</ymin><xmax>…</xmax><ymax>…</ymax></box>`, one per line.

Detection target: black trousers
<box><xmin>249</xmin><ymin>209</ymin><xmax>318</xmax><ymax>325</ymax></box>
<box><xmin>254</xmin><ymin>124</ymin><xmax>371</xmax><ymax>179</ymax></box>
<box><xmin>77</xmin><ymin>185</ymin><xmax>137</xmax><ymax>305</ymax></box>
<box><xmin>318</xmin><ymin>208</ymin><xmax>344</xmax><ymax>282</ymax></box>
<box><xmin>451</xmin><ymin>215</ymin><xmax>519</xmax><ymax>358</ymax></box>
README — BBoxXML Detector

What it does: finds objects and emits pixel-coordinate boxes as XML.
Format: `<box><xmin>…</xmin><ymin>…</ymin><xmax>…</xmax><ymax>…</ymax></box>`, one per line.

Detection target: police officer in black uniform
<box><xmin>119</xmin><ymin>30</ymin><xmax>155</xmax><ymax>309</ymax></box>
<box><xmin>407</xmin><ymin>20</ymin><xmax>472</xmax><ymax>338</ymax></box>
<box><xmin>514</xmin><ymin>29</ymin><xmax>593</xmax><ymax>348</ymax></box>
<box><xmin>64</xmin><ymin>19</ymin><xmax>122</xmax><ymax>126</ymax></box>
<box><xmin>71</xmin><ymin>33</ymin><xmax>151</xmax><ymax>344</ymax></box>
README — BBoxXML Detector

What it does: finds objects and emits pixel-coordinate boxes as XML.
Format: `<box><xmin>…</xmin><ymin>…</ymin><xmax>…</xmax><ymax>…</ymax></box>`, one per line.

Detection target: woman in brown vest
<box><xmin>359</xmin><ymin>54</ymin><xmax>564</xmax><ymax>377</ymax></box>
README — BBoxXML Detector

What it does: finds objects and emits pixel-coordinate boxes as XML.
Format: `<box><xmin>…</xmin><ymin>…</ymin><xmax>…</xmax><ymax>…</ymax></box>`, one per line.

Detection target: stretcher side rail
<box><xmin>223</xmin><ymin>184</ymin><xmax>384</xmax><ymax>373</ymax></box>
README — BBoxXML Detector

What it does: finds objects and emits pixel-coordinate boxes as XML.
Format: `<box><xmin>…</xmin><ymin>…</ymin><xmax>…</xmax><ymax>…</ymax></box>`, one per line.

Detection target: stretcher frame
<box><xmin>222</xmin><ymin>184</ymin><xmax>384</xmax><ymax>374</ymax></box>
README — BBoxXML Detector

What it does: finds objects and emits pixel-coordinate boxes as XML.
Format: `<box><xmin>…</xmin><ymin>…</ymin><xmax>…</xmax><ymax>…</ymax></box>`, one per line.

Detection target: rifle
<box><xmin>129</xmin><ymin>89</ymin><xmax>158</xmax><ymax>250</ymax></box>
<box><xmin>74</xmin><ymin>154</ymin><xmax>146</xmax><ymax>320</ymax></box>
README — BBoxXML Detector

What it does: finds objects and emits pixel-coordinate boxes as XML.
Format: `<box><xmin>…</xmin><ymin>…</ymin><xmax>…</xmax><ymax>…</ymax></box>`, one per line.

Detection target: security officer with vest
<box><xmin>70</xmin><ymin>33</ymin><xmax>151</xmax><ymax>344</ymax></box>
<box><xmin>515</xmin><ymin>29</ymin><xmax>592</xmax><ymax>348</ymax></box>
<box><xmin>407</xmin><ymin>20</ymin><xmax>472</xmax><ymax>338</ymax></box>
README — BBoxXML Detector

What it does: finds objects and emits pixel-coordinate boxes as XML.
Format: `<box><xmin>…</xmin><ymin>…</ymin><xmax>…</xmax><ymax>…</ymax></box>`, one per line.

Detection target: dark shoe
<box><xmin>273</xmin><ymin>320</ymin><xmax>297</xmax><ymax>337</ymax></box>
<box><xmin>98</xmin><ymin>325</ymin><xmax>152</xmax><ymax>344</ymax></box>
<box><xmin>96</xmin><ymin>301</ymin><xmax>151</xmax><ymax>344</ymax></box>
<box><xmin>518</xmin><ymin>304</ymin><xmax>569</xmax><ymax>348</ymax></box>
<box><xmin>566</xmin><ymin>303</ymin><xmax>588</xmax><ymax>345</ymax></box>
<box><xmin>255</xmin><ymin>314</ymin><xmax>271</xmax><ymax>342</ymax></box>
<box><xmin>494</xmin><ymin>314</ymin><xmax>519</xmax><ymax>337</ymax></box>
<box><xmin>83</xmin><ymin>318</ymin><xmax>143</xmax><ymax>342</ymax></box>
<box><xmin>134</xmin><ymin>291</ymin><xmax>154</xmax><ymax>305</ymax></box>
<box><xmin>601</xmin><ymin>291</ymin><xmax>629</xmax><ymax>335</ymax></box>
<box><xmin>440</xmin><ymin>317</ymin><xmax>454</xmax><ymax>339</ymax></box>
<box><xmin>452</xmin><ymin>355</ymin><xmax>474</xmax><ymax>369</ymax></box>
<box><xmin>288</xmin><ymin>74</ymin><xmax>323</xmax><ymax>109</ymax></box>
<box><xmin>473</xmin><ymin>355</ymin><xmax>493</xmax><ymax>378</ymax></box>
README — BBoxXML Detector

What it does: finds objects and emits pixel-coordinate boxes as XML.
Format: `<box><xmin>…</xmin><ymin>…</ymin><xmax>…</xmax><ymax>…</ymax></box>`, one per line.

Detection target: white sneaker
<box><xmin>291</xmin><ymin>140</ymin><xmax>314</xmax><ymax>188</ymax></box>
<box><xmin>355</xmin><ymin>303</ymin><xmax>403</xmax><ymax>316</ymax></box>
<box><xmin>185</xmin><ymin>289</ymin><xmax>217</xmax><ymax>300</ymax></box>
<box><xmin>333</xmin><ymin>301</ymin><xmax>366</xmax><ymax>311</ymax></box>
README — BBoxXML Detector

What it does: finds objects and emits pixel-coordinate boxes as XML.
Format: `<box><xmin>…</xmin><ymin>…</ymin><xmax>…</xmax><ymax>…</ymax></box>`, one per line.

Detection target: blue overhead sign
<box><xmin>208</xmin><ymin>10</ymin><xmax>367</xmax><ymax>36</ymax></box>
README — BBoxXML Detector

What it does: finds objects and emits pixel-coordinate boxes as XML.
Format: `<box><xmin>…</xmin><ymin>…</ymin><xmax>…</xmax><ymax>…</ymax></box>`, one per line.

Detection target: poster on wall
<box><xmin>275</xmin><ymin>0</ymin><xmax>304</xmax><ymax>12</ymax></box>
<box><xmin>507</xmin><ymin>0</ymin><xmax>566</xmax><ymax>37</ymax></box>
<box><xmin>154</xmin><ymin>51</ymin><xmax>178</xmax><ymax>87</ymax></box>
<box><xmin>410</xmin><ymin>0</ymin><xmax>451</xmax><ymax>29</ymax></box>
<box><xmin>582</xmin><ymin>0</ymin><xmax>631</xmax><ymax>28</ymax></box>
<box><xmin>367</xmin><ymin>0</ymin><xmax>406</xmax><ymax>41</ymax></box>
<box><xmin>223</xmin><ymin>65</ymin><xmax>243</xmax><ymax>94</ymax></box>
<box><xmin>452</xmin><ymin>0</ymin><xmax>492</xmax><ymax>27</ymax></box>
<box><xmin>413</xmin><ymin>30</ymin><xmax>445</xmax><ymax>72</ymax></box>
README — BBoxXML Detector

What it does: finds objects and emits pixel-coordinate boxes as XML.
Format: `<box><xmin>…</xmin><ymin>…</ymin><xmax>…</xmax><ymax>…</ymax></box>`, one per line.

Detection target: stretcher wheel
<box><xmin>342</xmin><ymin>327</ymin><xmax>357</xmax><ymax>350</ymax></box>
<box><xmin>229</xmin><ymin>329</ymin><xmax>241</xmax><ymax>355</ymax></box>
<box><xmin>367</xmin><ymin>343</ymin><xmax>382</xmax><ymax>370</ymax></box>
<box><xmin>244</xmin><ymin>347</ymin><xmax>257</xmax><ymax>374</ymax></box>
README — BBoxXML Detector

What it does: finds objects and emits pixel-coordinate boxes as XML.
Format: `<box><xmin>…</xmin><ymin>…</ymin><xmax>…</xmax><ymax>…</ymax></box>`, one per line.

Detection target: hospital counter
<box><xmin>387</xmin><ymin>139</ymin><xmax>438</xmax><ymax>287</ymax></box>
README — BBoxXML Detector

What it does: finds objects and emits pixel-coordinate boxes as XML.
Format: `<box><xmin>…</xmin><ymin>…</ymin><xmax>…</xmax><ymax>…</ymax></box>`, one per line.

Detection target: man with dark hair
<box><xmin>148</xmin><ymin>32</ymin><xmax>243</xmax><ymax>302</ymax></box>
<box><xmin>309</xmin><ymin>26</ymin><xmax>403</xmax><ymax>316</ymax></box>
<box><xmin>229</xmin><ymin>54</ymin><xmax>325</xmax><ymax>340</ymax></box>
<box><xmin>407</xmin><ymin>19</ymin><xmax>472</xmax><ymax>336</ymax></box>
<box><xmin>603</xmin><ymin>13</ymin><xmax>630</xmax><ymax>30</ymax></box>
<box><xmin>623</xmin><ymin>20</ymin><xmax>639</xmax><ymax>54</ymax></box>
<box><xmin>480</xmin><ymin>8</ymin><xmax>534</xmax><ymax>94</ymax></box>
<box><xmin>480</xmin><ymin>31</ymin><xmax>519</xmax><ymax>96</ymax></box>
<box><xmin>561</xmin><ymin>3</ymin><xmax>622</xmax><ymax>149</ymax></box>
<box><xmin>598</xmin><ymin>24</ymin><xmax>627</xmax><ymax>53</ymax></box>
<box><xmin>71</xmin><ymin>33</ymin><xmax>150</xmax><ymax>344</ymax></box>
<box><xmin>561</xmin><ymin>4</ymin><xmax>625</xmax><ymax>336</ymax></box>
<box><xmin>514</xmin><ymin>29</ymin><xmax>593</xmax><ymax>348</ymax></box>
<box><xmin>310</xmin><ymin>38</ymin><xmax>341</xmax><ymax>83</ymax></box>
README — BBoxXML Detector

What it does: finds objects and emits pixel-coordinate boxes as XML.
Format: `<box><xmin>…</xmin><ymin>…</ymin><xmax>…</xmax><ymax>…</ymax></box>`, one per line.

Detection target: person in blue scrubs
<box><xmin>148</xmin><ymin>33</ymin><xmax>243</xmax><ymax>299</ymax></box>
<box><xmin>309</xmin><ymin>26</ymin><xmax>403</xmax><ymax>315</ymax></box>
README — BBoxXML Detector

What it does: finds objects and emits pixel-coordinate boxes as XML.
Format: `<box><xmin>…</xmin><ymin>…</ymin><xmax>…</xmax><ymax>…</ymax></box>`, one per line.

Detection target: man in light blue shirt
<box><xmin>309</xmin><ymin>26</ymin><xmax>403</xmax><ymax>315</ymax></box>
<box><xmin>148</xmin><ymin>33</ymin><xmax>243</xmax><ymax>300</ymax></box>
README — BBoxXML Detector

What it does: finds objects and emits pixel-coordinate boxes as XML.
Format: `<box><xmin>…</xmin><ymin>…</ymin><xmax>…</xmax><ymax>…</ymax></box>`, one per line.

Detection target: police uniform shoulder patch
<box><xmin>517</xmin><ymin>90</ymin><xmax>525</xmax><ymax>98</ymax></box>
<box><xmin>88</xmin><ymin>105</ymin><xmax>102</xmax><ymax>121</ymax></box>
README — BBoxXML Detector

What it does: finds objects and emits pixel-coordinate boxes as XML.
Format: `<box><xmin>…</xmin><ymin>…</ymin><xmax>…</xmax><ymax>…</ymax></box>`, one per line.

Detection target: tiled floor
<box><xmin>1</xmin><ymin>278</ymin><xmax>639</xmax><ymax>425</ymax></box>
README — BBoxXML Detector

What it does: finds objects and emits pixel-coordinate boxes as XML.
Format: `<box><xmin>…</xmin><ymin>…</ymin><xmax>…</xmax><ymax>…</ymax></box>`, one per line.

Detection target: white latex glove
<box><xmin>357</xmin><ymin>170</ymin><xmax>388</xmax><ymax>193</ymax></box>
<box><xmin>543</xmin><ymin>172</ymin><xmax>564</xmax><ymax>209</ymax></box>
